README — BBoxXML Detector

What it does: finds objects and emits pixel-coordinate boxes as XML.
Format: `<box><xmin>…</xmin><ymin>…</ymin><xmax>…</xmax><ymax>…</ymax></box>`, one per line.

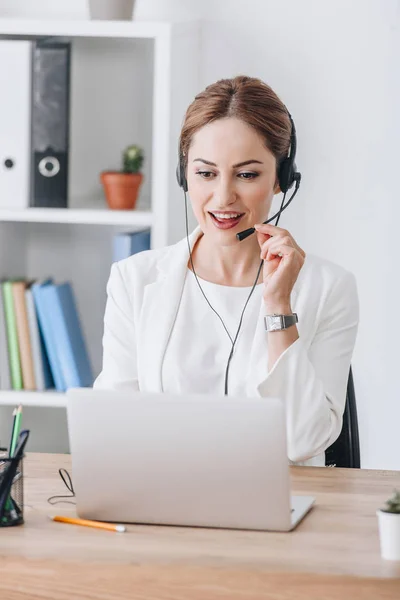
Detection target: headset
<box><xmin>176</xmin><ymin>110</ymin><xmax>301</xmax><ymax>395</ymax></box>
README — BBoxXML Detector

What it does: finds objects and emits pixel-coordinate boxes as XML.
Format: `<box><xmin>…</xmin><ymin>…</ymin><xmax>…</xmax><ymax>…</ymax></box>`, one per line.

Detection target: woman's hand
<box><xmin>254</xmin><ymin>223</ymin><xmax>306</xmax><ymax>312</ymax></box>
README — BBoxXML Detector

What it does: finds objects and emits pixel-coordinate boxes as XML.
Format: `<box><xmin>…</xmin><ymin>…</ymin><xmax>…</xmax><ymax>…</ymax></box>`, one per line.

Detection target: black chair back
<box><xmin>325</xmin><ymin>367</ymin><xmax>360</xmax><ymax>468</ymax></box>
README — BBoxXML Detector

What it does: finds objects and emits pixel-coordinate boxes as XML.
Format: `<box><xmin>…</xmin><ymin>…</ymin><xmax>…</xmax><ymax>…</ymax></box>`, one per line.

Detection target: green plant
<box><xmin>381</xmin><ymin>489</ymin><xmax>400</xmax><ymax>514</ymax></box>
<box><xmin>122</xmin><ymin>145</ymin><xmax>144</xmax><ymax>174</ymax></box>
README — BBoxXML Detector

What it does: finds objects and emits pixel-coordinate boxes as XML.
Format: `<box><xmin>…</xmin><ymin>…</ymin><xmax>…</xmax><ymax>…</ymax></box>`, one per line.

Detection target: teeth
<box><xmin>211</xmin><ymin>212</ymin><xmax>242</xmax><ymax>220</ymax></box>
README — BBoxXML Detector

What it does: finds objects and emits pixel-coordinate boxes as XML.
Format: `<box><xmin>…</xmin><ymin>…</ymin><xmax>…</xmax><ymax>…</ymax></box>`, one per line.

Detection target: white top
<box><xmin>94</xmin><ymin>227</ymin><xmax>359</xmax><ymax>467</ymax></box>
<box><xmin>162</xmin><ymin>269</ymin><xmax>265</xmax><ymax>396</ymax></box>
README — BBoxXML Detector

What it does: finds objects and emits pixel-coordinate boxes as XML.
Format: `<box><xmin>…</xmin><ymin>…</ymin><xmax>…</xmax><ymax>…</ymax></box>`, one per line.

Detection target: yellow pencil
<box><xmin>50</xmin><ymin>515</ymin><xmax>126</xmax><ymax>532</ymax></box>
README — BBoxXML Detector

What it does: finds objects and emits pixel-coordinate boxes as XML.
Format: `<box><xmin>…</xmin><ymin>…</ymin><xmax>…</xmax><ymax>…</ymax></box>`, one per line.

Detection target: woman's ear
<box><xmin>274</xmin><ymin>179</ymin><xmax>281</xmax><ymax>194</ymax></box>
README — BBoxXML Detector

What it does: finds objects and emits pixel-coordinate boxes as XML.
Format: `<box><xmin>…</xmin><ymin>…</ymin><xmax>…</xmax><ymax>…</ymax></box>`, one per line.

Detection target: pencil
<box><xmin>8</xmin><ymin>407</ymin><xmax>17</xmax><ymax>456</ymax></box>
<box><xmin>50</xmin><ymin>515</ymin><xmax>126</xmax><ymax>532</ymax></box>
<box><xmin>10</xmin><ymin>405</ymin><xmax>22</xmax><ymax>457</ymax></box>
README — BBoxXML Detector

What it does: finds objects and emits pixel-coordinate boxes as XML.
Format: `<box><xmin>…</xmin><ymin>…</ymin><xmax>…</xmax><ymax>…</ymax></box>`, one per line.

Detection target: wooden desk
<box><xmin>0</xmin><ymin>454</ymin><xmax>399</xmax><ymax>600</ymax></box>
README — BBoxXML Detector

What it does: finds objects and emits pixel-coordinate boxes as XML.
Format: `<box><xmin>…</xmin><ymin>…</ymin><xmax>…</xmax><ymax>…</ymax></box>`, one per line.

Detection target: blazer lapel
<box><xmin>137</xmin><ymin>227</ymin><xmax>203</xmax><ymax>392</ymax></box>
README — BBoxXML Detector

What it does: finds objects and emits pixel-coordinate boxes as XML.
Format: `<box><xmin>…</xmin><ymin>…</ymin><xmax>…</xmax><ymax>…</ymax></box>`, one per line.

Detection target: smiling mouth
<box><xmin>208</xmin><ymin>212</ymin><xmax>245</xmax><ymax>229</ymax></box>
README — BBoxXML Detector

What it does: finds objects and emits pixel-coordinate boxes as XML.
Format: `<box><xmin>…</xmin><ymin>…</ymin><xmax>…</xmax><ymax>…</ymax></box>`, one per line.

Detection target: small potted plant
<box><xmin>377</xmin><ymin>489</ymin><xmax>400</xmax><ymax>560</ymax></box>
<box><xmin>101</xmin><ymin>145</ymin><xmax>144</xmax><ymax>210</ymax></box>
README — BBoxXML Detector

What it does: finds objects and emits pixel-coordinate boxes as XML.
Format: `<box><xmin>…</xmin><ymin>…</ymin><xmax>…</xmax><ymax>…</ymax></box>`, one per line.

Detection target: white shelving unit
<box><xmin>0</xmin><ymin>206</ymin><xmax>153</xmax><ymax>226</ymax></box>
<box><xmin>0</xmin><ymin>391</ymin><xmax>66</xmax><ymax>408</ymax></box>
<box><xmin>0</xmin><ymin>19</ymin><xmax>200</xmax><ymax>451</ymax></box>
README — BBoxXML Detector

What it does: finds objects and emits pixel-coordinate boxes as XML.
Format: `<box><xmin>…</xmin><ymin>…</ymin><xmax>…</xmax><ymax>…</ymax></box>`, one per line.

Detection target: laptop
<box><xmin>66</xmin><ymin>389</ymin><xmax>315</xmax><ymax>531</ymax></box>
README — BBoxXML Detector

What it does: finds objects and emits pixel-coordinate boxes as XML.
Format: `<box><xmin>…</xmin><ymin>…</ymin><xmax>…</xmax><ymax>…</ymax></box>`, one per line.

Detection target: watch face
<box><xmin>269</xmin><ymin>316</ymin><xmax>282</xmax><ymax>331</ymax></box>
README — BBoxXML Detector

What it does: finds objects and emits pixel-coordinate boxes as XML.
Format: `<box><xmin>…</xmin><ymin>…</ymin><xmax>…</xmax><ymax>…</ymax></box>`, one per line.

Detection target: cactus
<box><xmin>382</xmin><ymin>489</ymin><xmax>400</xmax><ymax>514</ymax></box>
<box><xmin>122</xmin><ymin>145</ymin><xmax>144</xmax><ymax>174</ymax></box>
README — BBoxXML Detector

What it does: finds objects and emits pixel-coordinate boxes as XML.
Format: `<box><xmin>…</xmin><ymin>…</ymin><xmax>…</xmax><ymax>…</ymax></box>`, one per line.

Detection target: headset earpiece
<box><xmin>278</xmin><ymin>157</ymin><xmax>297</xmax><ymax>193</ymax></box>
<box><xmin>176</xmin><ymin>154</ymin><xmax>188</xmax><ymax>192</ymax></box>
<box><xmin>277</xmin><ymin>113</ymin><xmax>300</xmax><ymax>194</ymax></box>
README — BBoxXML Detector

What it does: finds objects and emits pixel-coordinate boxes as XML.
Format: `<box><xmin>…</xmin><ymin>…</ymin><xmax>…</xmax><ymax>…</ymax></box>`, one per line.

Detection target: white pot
<box><xmin>88</xmin><ymin>0</ymin><xmax>136</xmax><ymax>20</ymax></box>
<box><xmin>377</xmin><ymin>509</ymin><xmax>400</xmax><ymax>561</ymax></box>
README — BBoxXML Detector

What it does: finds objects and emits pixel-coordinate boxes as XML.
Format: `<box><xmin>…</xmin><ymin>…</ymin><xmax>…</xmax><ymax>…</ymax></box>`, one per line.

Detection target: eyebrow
<box><xmin>193</xmin><ymin>158</ymin><xmax>263</xmax><ymax>168</ymax></box>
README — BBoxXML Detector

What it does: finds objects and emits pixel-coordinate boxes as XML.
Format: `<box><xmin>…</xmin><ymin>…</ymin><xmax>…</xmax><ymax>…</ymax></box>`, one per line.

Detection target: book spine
<box><xmin>25</xmin><ymin>288</ymin><xmax>45</xmax><ymax>391</ymax></box>
<box><xmin>12</xmin><ymin>281</ymin><xmax>36</xmax><ymax>390</ymax></box>
<box><xmin>2</xmin><ymin>282</ymin><xmax>23</xmax><ymax>390</ymax></box>
<box><xmin>113</xmin><ymin>229</ymin><xmax>151</xmax><ymax>262</ymax></box>
<box><xmin>0</xmin><ymin>284</ymin><xmax>11</xmax><ymax>390</ymax></box>
<box><xmin>42</xmin><ymin>283</ymin><xmax>93</xmax><ymax>389</ymax></box>
<box><xmin>32</xmin><ymin>284</ymin><xmax>65</xmax><ymax>392</ymax></box>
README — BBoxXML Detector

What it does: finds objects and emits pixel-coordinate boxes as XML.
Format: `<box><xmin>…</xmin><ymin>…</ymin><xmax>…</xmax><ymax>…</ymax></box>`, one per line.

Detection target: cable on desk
<box><xmin>47</xmin><ymin>468</ymin><xmax>76</xmax><ymax>505</ymax></box>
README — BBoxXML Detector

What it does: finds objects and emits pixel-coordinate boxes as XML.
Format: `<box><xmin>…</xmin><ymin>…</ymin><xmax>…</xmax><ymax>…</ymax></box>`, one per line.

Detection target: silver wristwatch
<box><xmin>264</xmin><ymin>313</ymin><xmax>298</xmax><ymax>332</ymax></box>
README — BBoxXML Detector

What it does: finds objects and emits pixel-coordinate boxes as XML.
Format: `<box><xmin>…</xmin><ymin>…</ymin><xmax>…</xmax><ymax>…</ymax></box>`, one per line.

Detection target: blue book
<box><xmin>25</xmin><ymin>286</ymin><xmax>54</xmax><ymax>390</ymax></box>
<box><xmin>32</xmin><ymin>280</ymin><xmax>64</xmax><ymax>391</ymax></box>
<box><xmin>39</xmin><ymin>283</ymin><xmax>93</xmax><ymax>390</ymax></box>
<box><xmin>113</xmin><ymin>229</ymin><xmax>151</xmax><ymax>263</ymax></box>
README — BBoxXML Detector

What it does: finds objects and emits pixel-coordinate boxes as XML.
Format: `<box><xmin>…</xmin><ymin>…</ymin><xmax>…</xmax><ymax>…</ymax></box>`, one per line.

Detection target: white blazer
<box><xmin>94</xmin><ymin>226</ymin><xmax>359</xmax><ymax>466</ymax></box>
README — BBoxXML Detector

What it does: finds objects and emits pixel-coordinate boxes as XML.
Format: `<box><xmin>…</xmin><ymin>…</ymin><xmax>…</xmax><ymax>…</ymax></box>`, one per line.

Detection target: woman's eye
<box><xmin>195</xmin><ymin>170</ymin><xmax>258</xmax><ymax>180</ymax></box>
<box><xmin>238</xmin><ymin>172</ymin><xmax>259</xmax><ymax>180</ymax></box>
<box><xmin>197</xmin><ymin>170</ymin><xmax>213</xmax><ymax>179</ymax></box>
<box><xmin>196</xmin><ymin>170</ymin><xmax>215</xmax><ymax>179</ymax></box>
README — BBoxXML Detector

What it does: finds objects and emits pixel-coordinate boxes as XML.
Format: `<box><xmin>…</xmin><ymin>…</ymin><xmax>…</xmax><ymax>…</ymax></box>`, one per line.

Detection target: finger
<box><xmin>255</xmin><ymin>223</ymin><xmax>295</xmax><ymax>248</ymax></box>
<box><xmin>260</xmin><ymin>235</ymin><xmax>294</xmax><ymax>260</ymax></box>
<box><xmin>266</xmin><ymin>243</ymin><xmax>297</xmax><ymax>261</ymax></box>
<box><xmin>254</xmin><ymin>223</ymin><xmax>290</xmax><ymax>237</ymax></box>
<box><xmin>256</xmin><ymin>224</ymin><xmax>305</xmax><ymax>258</ymax></box>
<box><xmin>256</xmin><ymin>230</ymin><xmax>272</xmax><ymax>250</ymax></box>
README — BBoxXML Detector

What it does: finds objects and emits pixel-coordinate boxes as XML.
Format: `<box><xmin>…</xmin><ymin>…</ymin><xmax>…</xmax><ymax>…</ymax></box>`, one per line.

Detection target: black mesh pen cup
<box><xmin>0</xmin><ymin>447</ymin><xmax>24</xmax><ymax>527</ymax></box>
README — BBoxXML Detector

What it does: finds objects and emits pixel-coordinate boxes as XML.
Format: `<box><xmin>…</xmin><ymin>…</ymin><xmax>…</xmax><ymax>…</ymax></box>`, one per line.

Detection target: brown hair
<box><xmin>179</xmin><ymin>75</ymin><xmax>292</xmax><ymax>173</ymax></box>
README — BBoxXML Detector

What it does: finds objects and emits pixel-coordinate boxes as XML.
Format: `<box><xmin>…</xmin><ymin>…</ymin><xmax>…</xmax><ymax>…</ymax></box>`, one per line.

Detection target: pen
<box><xmin>50</xmin><ymin>515</ymin><xmax>126</xmax><ymax>532</ymax></box>
<box><xmin>8</xmin><ymin>407</ymin><xmax>17</xmax><ymax>456</ymax></box>
<box><xmin>10</xmin><ymin>405</ymin><xmax>22</xmax><ymax>457</ymax></box>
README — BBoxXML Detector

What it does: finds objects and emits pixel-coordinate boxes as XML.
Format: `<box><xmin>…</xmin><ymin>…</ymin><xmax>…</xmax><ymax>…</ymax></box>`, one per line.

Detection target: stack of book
<box><xmin>112</xmin><ymin>229</ymin><xmax>151</xmax><ymax>263</ymax></box>
<box><xmin>0</xmin><ymin>279</ymin><xmax>93</xmax><ymax>393</ymax></box>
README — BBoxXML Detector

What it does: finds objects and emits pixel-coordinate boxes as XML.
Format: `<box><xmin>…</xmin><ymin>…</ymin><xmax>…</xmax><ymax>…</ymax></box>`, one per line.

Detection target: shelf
<box><xmin>0</xmin><ymin>18</ymin><xmax>190</xmax><ymax>40</ymax></box>
<box><xmin>0</xmin><ymin>391</ymin><xmax>66</xmax><ymax>408</ymax></box>
<box><xmin>0</xmin><ymin>199</ymin><xmax>153</xmax><ymax>226</ymax></box>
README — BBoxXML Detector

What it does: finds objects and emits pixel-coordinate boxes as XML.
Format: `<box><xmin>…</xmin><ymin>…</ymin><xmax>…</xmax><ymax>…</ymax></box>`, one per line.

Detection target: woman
<box><xmin>94</xmin><ymin>76</ymin><xmax>359</xmax><ymax>466</ymax></box>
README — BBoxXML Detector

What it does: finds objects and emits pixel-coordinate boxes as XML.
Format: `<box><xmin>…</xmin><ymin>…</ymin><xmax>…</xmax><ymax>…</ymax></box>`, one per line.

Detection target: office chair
<box><xmin>325</xmin><ymin>367</ymin><xmax>360</xmax><ymax>468</ymax></box>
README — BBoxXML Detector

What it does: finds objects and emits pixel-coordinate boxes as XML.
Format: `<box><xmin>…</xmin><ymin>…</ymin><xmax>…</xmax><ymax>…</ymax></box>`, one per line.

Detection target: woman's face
<box><xmin>186</xmin><ymin>117</ymin><xmax>280</xmax><ymax>246</ymax></box>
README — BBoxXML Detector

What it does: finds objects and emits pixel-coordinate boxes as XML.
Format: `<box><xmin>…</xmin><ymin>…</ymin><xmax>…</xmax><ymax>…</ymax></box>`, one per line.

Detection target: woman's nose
<box><xmin>213</xmin><ymin>177</ymin><xmax>236</xmax><ymax>207</ymax></box>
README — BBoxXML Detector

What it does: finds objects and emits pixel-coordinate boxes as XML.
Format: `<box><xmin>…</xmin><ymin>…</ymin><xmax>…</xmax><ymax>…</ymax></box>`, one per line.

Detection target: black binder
<box><xmin>30</xmin><ymin>41</ymin><xmax>71</xmax><ymax>208</ymax></box>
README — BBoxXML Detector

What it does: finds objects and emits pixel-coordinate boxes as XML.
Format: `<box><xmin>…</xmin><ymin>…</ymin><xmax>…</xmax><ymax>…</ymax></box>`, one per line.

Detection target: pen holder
<box><xmin>0</xmin><ymin>448</ymin><xmax>24</xmax><ymax>527</ymax></box>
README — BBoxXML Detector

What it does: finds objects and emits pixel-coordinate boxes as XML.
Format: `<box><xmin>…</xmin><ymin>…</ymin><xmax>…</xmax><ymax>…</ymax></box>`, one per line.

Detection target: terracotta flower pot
<box><xmin>101</xmin><ymin>172</ymin><xmax>143</xmax><ymax>210</ymax></box>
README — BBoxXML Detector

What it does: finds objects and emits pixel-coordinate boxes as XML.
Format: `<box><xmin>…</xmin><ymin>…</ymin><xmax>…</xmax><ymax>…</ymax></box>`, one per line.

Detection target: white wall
<box><xmin>1</xmin><ymin>0</ymin><xmax>398</xmax><ymax>470</ymax></box>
